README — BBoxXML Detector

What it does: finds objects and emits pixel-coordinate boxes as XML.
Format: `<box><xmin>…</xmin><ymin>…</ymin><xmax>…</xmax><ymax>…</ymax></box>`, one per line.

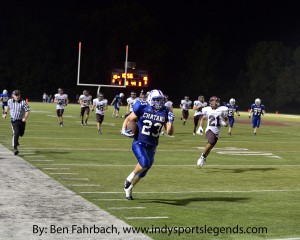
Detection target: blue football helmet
<box><xmin>147</xmin><ymin>89</ymin><xmax>165</xmax><ymax>110</ymax></box>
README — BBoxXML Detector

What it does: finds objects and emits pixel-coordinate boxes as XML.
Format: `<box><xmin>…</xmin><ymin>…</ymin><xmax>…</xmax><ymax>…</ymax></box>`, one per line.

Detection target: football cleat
<box><xmin>197</xmin><ymin>154</ymin><xmax>206</xmax><ymax>167</ymax></box>
<box><xmin>123</xmin><ymin>187</ymin><xmax>133</xmax><ymax>200</ymax></box>
<box><xmin>98</xmin><ymin>129</ymin><xmax>102</xmax><ymax>135</ymax></box>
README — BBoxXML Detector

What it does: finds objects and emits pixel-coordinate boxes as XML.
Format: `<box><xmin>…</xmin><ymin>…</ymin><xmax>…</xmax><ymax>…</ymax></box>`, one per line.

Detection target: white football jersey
<box><xmin>202</xmin><ymin>106</ymin><xmax>228</xmax><ymax>137</ymax></box>
<box><xmin>79</xmin><ymin>94</ymin><xmax>92</xmax><ymax>107</ymax></box>
<box><xmin>127</xmin><ymin>97</ymin><xmax>137</xmax><ymax>112</ymax></box>
<box><xmin>165</xmin><ymin>101</ymin><xmax>173</xmax><ymax>110</ymax></box>
<box><xmin>193</xmin><ymin>100</ymin><xmax>208</xmax><ymax>116</ymax></box>
<box><xmin>54</xmin><ymin>93</ymin><xmax>68</xmax><ymax>110</ymax></box>
<box><xmin>93</xmin><ymin>98</ymin><xmax>108</xmax><ymax>115</ymax></box>
<box><xmin>180</xmin><ymin>99</ymin><xmax>192</xmax><ymax>110</ymax></box>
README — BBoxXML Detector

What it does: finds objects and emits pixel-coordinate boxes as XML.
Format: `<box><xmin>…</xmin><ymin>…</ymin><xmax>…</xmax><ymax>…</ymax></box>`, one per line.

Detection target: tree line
<box><xmin>0</xmin><ymin>2</ymin><xmax>299</xmax><ymax>112</ymax></box>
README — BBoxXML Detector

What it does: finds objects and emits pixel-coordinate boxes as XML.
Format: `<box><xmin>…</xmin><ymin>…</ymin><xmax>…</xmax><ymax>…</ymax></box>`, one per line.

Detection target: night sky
<box><xmin>1</xmin><ymin>0</ymin><xmax>300</xmax><ymax>108</ymax></box>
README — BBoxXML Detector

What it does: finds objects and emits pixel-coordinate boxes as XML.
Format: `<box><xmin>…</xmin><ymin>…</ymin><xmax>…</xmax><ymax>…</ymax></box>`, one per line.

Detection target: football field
<box><xmin>0</xmin><ymin>102</ymin><xmax>299</xmax><ymax>240</ymax></box>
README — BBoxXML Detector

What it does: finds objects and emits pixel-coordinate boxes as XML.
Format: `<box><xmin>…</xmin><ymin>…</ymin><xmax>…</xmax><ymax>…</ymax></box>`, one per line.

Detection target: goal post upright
<box><xmin>76</xmin><ymin>42</ymin><xmax>128</xmax><ymax>94</ymax></box>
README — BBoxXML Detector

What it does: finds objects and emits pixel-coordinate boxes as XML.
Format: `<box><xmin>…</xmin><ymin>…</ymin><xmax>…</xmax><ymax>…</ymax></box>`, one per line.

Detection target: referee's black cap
<box><xmin>12</xmin><ymin>90</ymin><xmax>21</xmax><ymax>96</ymax></box>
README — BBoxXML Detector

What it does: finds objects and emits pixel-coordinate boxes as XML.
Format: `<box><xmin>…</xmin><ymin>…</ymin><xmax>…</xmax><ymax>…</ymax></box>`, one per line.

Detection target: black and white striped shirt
<box><xmin>7</xmin><ymin>99</ymin><xmax>31</xmax><ymax>121</ymax></box>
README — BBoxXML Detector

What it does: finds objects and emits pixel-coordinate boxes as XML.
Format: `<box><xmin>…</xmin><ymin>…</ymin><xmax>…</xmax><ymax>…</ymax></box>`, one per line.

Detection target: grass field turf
<box><xmin>0</xmin><ymin>102</ymin><xmax>299</xmax><ymax>239</ymax></box>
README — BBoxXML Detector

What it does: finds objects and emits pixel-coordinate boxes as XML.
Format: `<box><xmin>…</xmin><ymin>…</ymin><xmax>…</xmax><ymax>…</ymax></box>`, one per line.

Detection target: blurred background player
<box><xmin>249</xmin><ymin>98</ymin><xmax>265</xmax><ymax>136</ymax></box>
<box><xmin>161</xmin><ymin>94</ymin><xmax>173</xmax><ymax>135</ymax></box>
<box><xmin>164</xmin><ymin>94</ymin><xmax>173</xmax><ymax>111</ymax></box>
<box><xmin>0</xmin><ymin>89</ymin><xmax>10</xmax><ymax>116</ymax></box>
<box><xmin>192</xmin><ymin>95</ymin><xmax>207</xmax><ymax>135</ymax></box>
<box><xmin>180</xmin><ymin>95</ymin><xmax>192</xmax><ymax>125</ymax></box>
<box><xmin>122</xmin><ymin>91</ymin><xmax>137</xmax><ymax>118</ymax></box>
<box><xmin>54</xmin><ymin>88</ymin><xmax>69</xmax><ymax>127</ymax></box>
<box><xmin>110</xmin><ymin>92</ymin><xmax>124</xmax><ymax>118</ymax></box>
<box><xmin>196</xmin><ymin>96</ymin><xmax>228</xmax><ymax>167</ymax></box>
<box><xmin>92</xmin><ymin>92</ymin><xmax>108</xmax><ymax>134</ymax></box>
<box><xmin>225</xmin><ymin>98</ymin><xmax>240</xmax><ymax>135</ymax></box>
<box><xmin>121</xmin><ymin>89</ymin><xmax>174</xmax><ymax>200</ymax></box>
<box><xmin>79</xmin><ymin>90</ymin><xmax>93</xmax><ymax>125</ymax></box>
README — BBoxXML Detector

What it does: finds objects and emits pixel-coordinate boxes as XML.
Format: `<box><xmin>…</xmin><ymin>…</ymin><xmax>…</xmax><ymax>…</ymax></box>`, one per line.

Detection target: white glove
<box><xmin>121</xmin><ymin>129</ymin><xmax>134</xmax><ymax>138</ymax></box>
<box><xmin>196</xmin><ymin>126</ymin><xmax>203</xmax><ymax>135</ymax></box>
<box><xmin>220</xmin><ymin>119</ymin><xmax>228</xmax><ymax>127</ymax></box>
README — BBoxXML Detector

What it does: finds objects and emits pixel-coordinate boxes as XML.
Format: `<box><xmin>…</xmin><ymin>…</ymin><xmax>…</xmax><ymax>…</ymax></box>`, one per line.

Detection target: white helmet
<box><xmin>229</xmin><ymin>98</ymin><xmax>235</xmax><ymax>105</ymax></box>
<box><xmin>119</xmin><ymin>93</ymin><xmax>124</xmax><ymax>98</ymax></box>
<box><xmin>147</xmin><ymin>89</ymin><xmax>165</xmax><ymax>110</ymax></box>
<box><xmin>255</xmin><ymin>98</ymin><xmax>261</xmax><ymax>106</ymax></box>
<box><xmin>3</xmin><ymin>89</ymin><xmax>8</xmax><ymax>94</ymax></box>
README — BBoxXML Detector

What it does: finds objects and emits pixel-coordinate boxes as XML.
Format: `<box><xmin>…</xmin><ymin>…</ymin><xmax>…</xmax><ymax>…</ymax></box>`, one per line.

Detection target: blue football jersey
<box><xmin>251</xmin><ymin>104</ymin><xmax>265</xmax><ymax>118</ymax></box>
<box><xmin>133</xmin><ymin>101</ymin><xmax>170</xmax><ymax>147</ymax></box>
<box><xmin>225</xmin><ymin>103</ymin><xmax>239</xmax><ymax>118</ymax></box>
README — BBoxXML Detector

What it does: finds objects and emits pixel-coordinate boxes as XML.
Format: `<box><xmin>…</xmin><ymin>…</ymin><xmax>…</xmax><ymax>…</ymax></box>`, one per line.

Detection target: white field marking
<box><xmin>60</xmin><ymin>178</ymin><xmax>89</xmax><ymax>181</ymax></box>
<box><xmin>27</xmin><ymin>155</ymin><xmax>46</xmax><ymax>158</ymax></box>
<box><xmin>217</xmin><ymin>152</ymin><xmax>273</xmax><ymax>156</ymax></box>
<box><xmin>43</xmin><ymin>168</ymin><xmax>70</xmax><ymax>170</ymax></box>
<box><xmin>280</xmin><ymin>114</ymin><xmax>300</xmax><ymax>118</ymax></box>
<box><xmin>30</xmin><ymin>110</ymin><xmax>51</xmax><ymax>113</ymax></box>
<box><xmin>67</xmin><ymin>184</ymin><xmax>100</xmax><ymax>187</ymax></box>
<box><xmin>23</xmin><ymin>147</ymin><xmax>299</xmax><ymax>154</ymax></box>
<box><xmin>108</xmin><ymin>207</ymin><xmax>146</xmax><ymax>210</ymax></box>
<box><xmin>81</xmin><ymin>189</ymin><xmax>300</xmax><ymax>194</ymax></box>
<box><xmin>267</xmin><ymin>156</ymin><xmax>283</xmax><ymax>159</ymax></box>
<box><xmin>48</xmin><ymin>163</ymin><xmax>300</xmax><ymax>167</ymax></box>
<box><xmin>49</xmin><ymin>173</ymin><xmax>78</xmax><ymax>175</ymax></box>
<box><xmin>125</xmin><ymin>217</ymin><xmax>169</xmax><ymax>220</ymax></box>
<box><xmin>92</xmin><ymin>199</ymin><xmax>128</xmax><ymax>201</ymax></box>
<box><xmin>30</xmin><ymin>160</ymin><xmax>54</xmax><ymax>162</ymax></box>
<box><xmin>268</xmin><ymin>238</ymin><xmax>300</xmax><ymax>240</ymax></box>
<box><xmin>76</xmin><ymin>121</ymin><xmax>115</xmax><ymax>127</ymax></box>
<box><xmin>197</xmin><ymin>147</ymin><xmax>282</xmax><ymax>159</ymax></box>
<box><xmin>24</xmin><ymin>137</ymin><xmax>128</xmax><ymax>140</ymax></box>
<box><xmin>47</xmin><ymin>115</ymin><xmax>77</xmax><ymax>118</ymax></box>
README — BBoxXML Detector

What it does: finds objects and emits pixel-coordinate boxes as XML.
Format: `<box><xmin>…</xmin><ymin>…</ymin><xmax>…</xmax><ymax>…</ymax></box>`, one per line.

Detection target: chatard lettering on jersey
<box><xmin>142</xmin><ymin>112</ymin><xmax>165</xmax><ymax>122</ymax></box>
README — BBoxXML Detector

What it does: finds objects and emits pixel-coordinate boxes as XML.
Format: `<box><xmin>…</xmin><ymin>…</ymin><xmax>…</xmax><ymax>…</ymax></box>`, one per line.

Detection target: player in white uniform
<box><xmin>180</xmin><ymin>96</ymin><xmax>192</xmax><ymax>125</ymax></box>
<box><xmin>193</xmin><ymin>95</ymin><xmax>207</xmax><ymax>135</ymax></box>
<box><xmin>196</xmin><ymin>96</ymin><xmax>228</xmax><ymax>167</ymax></box>
<box><xmin>161</xmin><ymin>94</ymin><xmax>173</xmax><ymax>135</ymax></box>
<box><xmin>54</xmin><ymin>88</ymin><xmax>69</xmax><ymax>127</ymax></box>
<box><xmin>122</xmin><ymin>92</ymin><xmax>137</xmax><ymax>118</ymax></box>
<box><xmin>79</xmin><ymin>90</ymin><xmax>93</xmax><ymax>125</ymax></box>
<box><xmin>91</xmin><ymin>92</ymin><xmax>108</xmax><ymax>134</ymax></box>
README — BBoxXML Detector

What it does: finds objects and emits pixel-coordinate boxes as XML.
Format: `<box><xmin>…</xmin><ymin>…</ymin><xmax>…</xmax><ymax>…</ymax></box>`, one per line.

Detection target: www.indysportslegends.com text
<box><xmin>33</xmin><ymin>224</ymin><xmax>268</xmax><ymax>237</ymax></box>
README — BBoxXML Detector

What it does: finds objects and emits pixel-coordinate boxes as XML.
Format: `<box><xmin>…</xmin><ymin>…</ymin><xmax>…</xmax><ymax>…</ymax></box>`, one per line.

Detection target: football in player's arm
<box><xmin>196</xmin><ymin>96</ymin><xmax>228</xmax><ymax>167</ymax></box>
<box><xmin>121</xmin><ymin>89</ymin><xmax>174</xmax><ymax>200</ymax></box>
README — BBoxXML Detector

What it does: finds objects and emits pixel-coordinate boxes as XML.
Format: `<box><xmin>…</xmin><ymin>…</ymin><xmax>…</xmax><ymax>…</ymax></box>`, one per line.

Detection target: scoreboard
<box><xmin>111</xmin><ymin>70</ymin><xmax>148</xmax><ymax>87</ymax></box>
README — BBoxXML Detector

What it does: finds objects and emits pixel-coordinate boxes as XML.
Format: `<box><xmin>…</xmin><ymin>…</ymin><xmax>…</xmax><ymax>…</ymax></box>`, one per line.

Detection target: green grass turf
<box><xmin>1</xmin><ymin>102</ymin><xmax>299</xmax><ymax>239</ymax></box>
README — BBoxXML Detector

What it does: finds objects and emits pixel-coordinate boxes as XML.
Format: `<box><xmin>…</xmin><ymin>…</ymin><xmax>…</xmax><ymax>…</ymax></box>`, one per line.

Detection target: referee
<box><xmin>2</xmin><ymin>90</ymin><xmax>30</xmax><ymax>155</ymax></box>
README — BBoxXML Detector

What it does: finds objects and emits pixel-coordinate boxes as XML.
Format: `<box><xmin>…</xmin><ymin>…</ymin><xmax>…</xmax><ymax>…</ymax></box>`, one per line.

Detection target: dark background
<box><xmin>1</xmin><ymin>0</ymin><xmax>300</xmax><ymax>112</ymax></box>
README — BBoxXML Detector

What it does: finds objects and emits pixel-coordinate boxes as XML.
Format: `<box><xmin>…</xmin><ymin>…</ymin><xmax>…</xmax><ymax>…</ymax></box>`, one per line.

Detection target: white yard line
<box><xmin>50</xmin><ymin>173</ymin><xmax>78</xmax><ymax>175</ymax></box>
<box><xmin>108</xmin><ymin>207</ymin><xmax>146</xmax><ymax>210</ymax></box>
<box><xmin>67</xmin><ymin>184</ymin><xmax>100</xmax><ymax>187</ymax></box>
<box><xmin>29</xmin><ymin>160</ymin><xmax>54</xmax><ymax>162</ymax></box>
<box><xmin>81</xmin><ymin>189</ymin><xmax>300</xmax><ymax>194</ymax></box>
<box><xmin>125</xmin><ymin>216</ymin><xmax>169</xmax><ymax>220</ymax></box>
<box><xmin>43</xmin><ymin>168</ymin><xmax>70</xmax><ymax>170</ymax></box>
<box><xmin>48</xmin><ymin>163</ymin><xmax>300</xmax><ymax>167</ymax></box>
<box><xmin>60</xmin><ymin>178</ymin><xmax>89</xmax><ymax>181</ymax></box>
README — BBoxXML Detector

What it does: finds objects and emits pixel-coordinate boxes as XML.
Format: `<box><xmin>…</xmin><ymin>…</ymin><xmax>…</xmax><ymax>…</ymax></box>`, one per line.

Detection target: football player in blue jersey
<box><xmin>225</xmin><ymin>98</ymin><xmax>240</xmax><ymax>135</ymax></box>
<box><xmin>110</xmin><ymin>93</ymin><xmax>124</xmax><ymax>117</ymax></box>
<box><xmin>121</xmin><ymin>89</ymin><xmax>174</xmax><ymax>200</ymax></box>
<box><xmin>249</xmin><ymin>98</ymin><xmax>265</xmax><ymax>136</ymax></box>
<box><xmin>0</xmin><ymin>89</ymin><xmax>10</xmax><ymax>116</ymax></box>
